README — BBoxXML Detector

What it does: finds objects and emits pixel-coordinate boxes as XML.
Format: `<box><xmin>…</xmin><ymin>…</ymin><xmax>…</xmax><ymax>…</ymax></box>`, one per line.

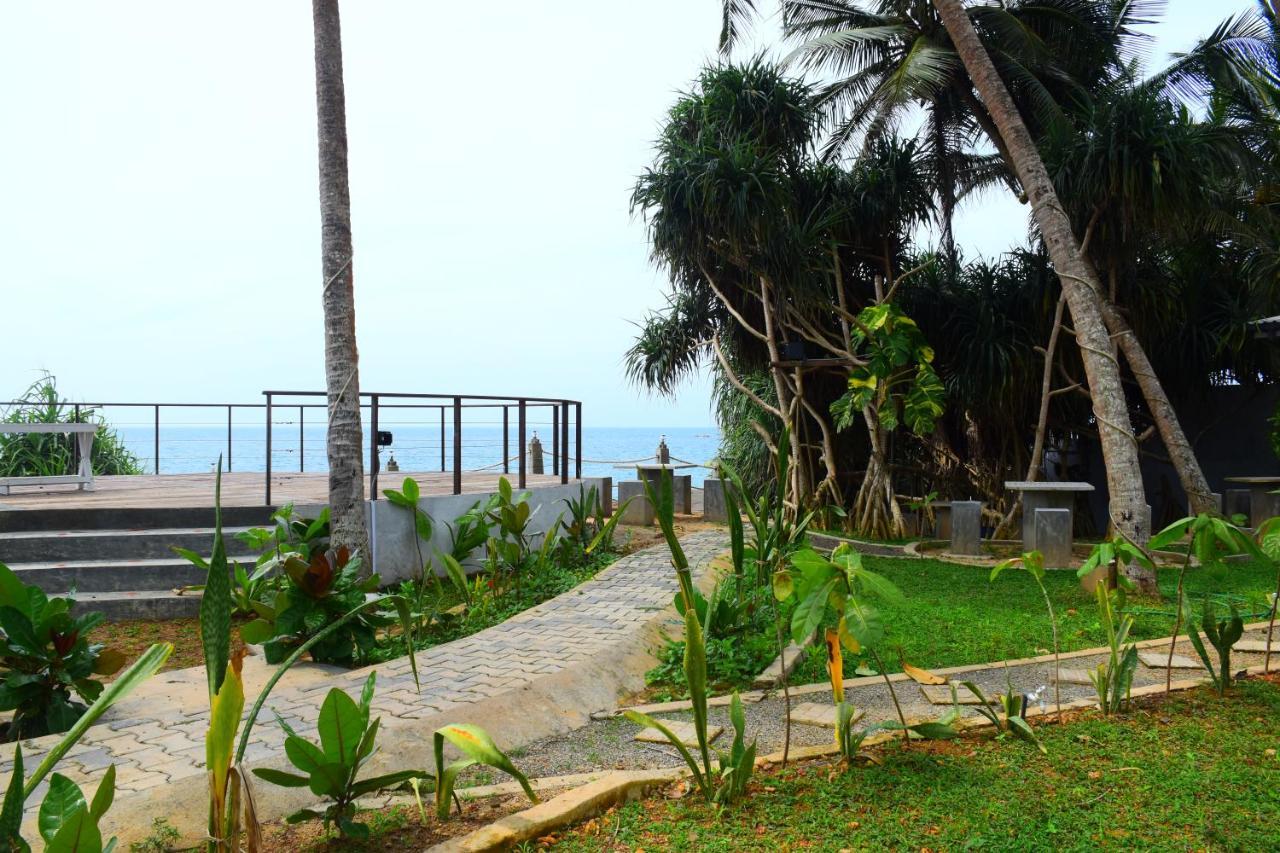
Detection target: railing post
<box><xmin>153</xmin><ymin>404</ymin><xmax>160</xmax><ymax>475</ymax></box>
<box><xmin>370</xmin><ymin>394</ymin><xmax>380</xmax><ymax>500</ymax></box>
<box><xmin>560</xmin><ymin>400</ymin><xmax>569</xmax><ymax>484</ymax></box>
<box><xmin>552</xmin><ymin>406</ymin><xmax>559</xmax><ymax>476</ymax></box>
<box><xmin>299</xmin><ymin>405</ymin><xmax>305</xmax><ymax>473</ymax></box>
<box><xmin>265</xmin><ymin>393</ymin><xmax>273</xmax><ymax>505</ymax></box>
<box><xmin>440</xmin><ymin>407</ymin><xmax>445</xmax><ymax>472</ymax></box>
<box><xmin>73</xmin><ymin>404</ymin><xmax>81</xmax><ymax>474</ymax></box>
<box><xmin>518</xmin><ymin>400</ymin><xmax>527</xmax><ymax>490</ymax></box>
<box><xmin>575</xmin><ymin>402</ymin><xmax>582</xmax><ymax>480</ymax></box>
<box><xmin>453</xmin><ymin>396</ymin><xmax>462</xmax><ymax>495</ymax></box>
<box><xmin>502</xmin><ymin>406</ymin><xmax>509</xmax><ymax>474</ymax></box>
<box><xmin>227</xmin><ymin>405</ymin><xmax>233</xmax><ymax>472</ymax></box>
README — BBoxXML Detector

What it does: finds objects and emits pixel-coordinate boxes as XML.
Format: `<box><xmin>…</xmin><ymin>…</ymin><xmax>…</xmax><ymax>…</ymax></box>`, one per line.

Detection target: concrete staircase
<box><xmin>0</xmin><ymin>506</ymin><xmax>275</xmax><ymax>620</ymax></box>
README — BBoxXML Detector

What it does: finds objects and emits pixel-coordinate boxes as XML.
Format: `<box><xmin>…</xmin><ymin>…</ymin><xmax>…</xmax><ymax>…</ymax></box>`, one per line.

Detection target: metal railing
<box><xmin>1</xmin><ymin>392</ymin><xmax>583</xmax><ymax>505</ymax></box>
<box><xmin>261</xmin><ymin>391</ymin><xmax>580</xmax><ymax>503</ymax></box>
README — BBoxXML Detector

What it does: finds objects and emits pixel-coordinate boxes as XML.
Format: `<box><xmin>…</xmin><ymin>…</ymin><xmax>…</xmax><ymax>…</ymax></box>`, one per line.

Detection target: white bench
<box><xmin>0</xmin><ymin>423</ymin><xmax>97</xmax><ymax>494</ymax></box>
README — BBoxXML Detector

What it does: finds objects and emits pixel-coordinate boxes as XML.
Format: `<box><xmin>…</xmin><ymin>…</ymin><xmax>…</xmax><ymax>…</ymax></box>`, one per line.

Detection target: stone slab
<box><xmin>702</xmin><ymin>478</ymin><xmax>728</xmax><ymax>522</ymax></box>
<box><xmin>617</xmin><ymin>480</ymin><xmax>654</xmax><ymax>526</ymax></box>
<box><xmin>1233</xmin><ymin>639</ymin><xmax>1277</xmax><ymax>653</ymax></box>
<box><xmin>633</xmin><ymin>720</ymin><xmax>722</xmax><ymax>747</ymax></box>
<box><xmin>752</xmin><ymin>637</ymin><xmax>812</xmax><ymax>687</ymax></box>
<box><xmin>789</xmin><ymin>702</ymin><xmax>858</xmax><ymax>729</ymax></box>
<box><xmin>947</xmin><ymin>500</ymin><xmax>982</xmax><ymax>557</ymax></box>
<box><xmin>1138</xmin><ymin>650</ymin><xmax>1201</xmax><ymax>669</ymax></box>
<box><xmin>1034</xmin><ymin>507</ymin><xmax>1073</xmax><ymax>567</ymax></box>
<box><xmin>1052</xmin><ymin>667</ymin><xmax>1095</xmax><ymax>685</ymax></box>
<box><xmin>920</xmin><ymin>683</ymin><xmax>998</xmax><ymax>705</ymax></box>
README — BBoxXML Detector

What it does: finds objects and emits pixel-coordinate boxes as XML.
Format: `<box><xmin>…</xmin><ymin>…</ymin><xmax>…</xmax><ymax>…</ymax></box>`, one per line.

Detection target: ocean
<box><xmin>115</xmin><ymin>424</ymin><xmax>722</xmax><ymax>488</ymax></box>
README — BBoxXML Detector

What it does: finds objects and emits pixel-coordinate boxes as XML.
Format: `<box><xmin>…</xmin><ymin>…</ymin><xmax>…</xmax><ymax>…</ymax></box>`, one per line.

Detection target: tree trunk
<box><xmin>931</xmin><ymin>0</ymin><xmax>1155</xmax><ymax>588</ymax></box>
<box><xmin>312</xmin><ymin>0</ymin><xmax>370</xmax><ymax>561</ymax></box>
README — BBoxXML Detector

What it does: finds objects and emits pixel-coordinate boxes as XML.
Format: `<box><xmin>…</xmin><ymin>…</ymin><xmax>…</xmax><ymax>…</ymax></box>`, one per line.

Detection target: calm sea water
<box><xmin>116</xmin><ymin>425</ymin><xmax>722</xmax><ymax>488</ymax></box>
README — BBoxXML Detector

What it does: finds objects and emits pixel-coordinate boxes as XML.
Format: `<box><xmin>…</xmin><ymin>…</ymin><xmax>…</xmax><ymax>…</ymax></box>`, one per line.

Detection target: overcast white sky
<box><xmin>0</xmin><ymin>1</ymin><xmax>1251</xmax><ymax>427</ymax></box>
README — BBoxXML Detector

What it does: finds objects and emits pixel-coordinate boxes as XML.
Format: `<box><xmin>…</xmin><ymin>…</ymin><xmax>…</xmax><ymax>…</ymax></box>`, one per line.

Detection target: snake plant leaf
<box><xmin>622</xmin><ymin>711</ymin><xmax>708</xmax><ymax>798</ymax></box>
<box><xmin>1006</xmin><ymin>715</ymin><xmax>1047</xmax><ymax>753</ymax></box>
<box><xmin>201</xmin><ymin>463</ymin><xmax>232</xmax><ymax>700</ymax></box>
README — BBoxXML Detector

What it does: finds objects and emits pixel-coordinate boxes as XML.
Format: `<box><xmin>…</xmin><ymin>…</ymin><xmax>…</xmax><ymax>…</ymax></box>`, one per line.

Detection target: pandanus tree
<box><xmin>312</xmin><ymin>0</ymin><xmax>369</xmax><ymax>559</ymax></box>
<box><xmin>628</xmin><ymin>60</ymin><xmax>942</xmax><ymax>533</ymax></box>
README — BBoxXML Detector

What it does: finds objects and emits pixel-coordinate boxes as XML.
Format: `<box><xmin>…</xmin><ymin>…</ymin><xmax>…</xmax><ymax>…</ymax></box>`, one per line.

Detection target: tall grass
<box><xmin>0</xmin><ymin>372</ymin><xmax>142</xmax><ymax>476</ymax></box>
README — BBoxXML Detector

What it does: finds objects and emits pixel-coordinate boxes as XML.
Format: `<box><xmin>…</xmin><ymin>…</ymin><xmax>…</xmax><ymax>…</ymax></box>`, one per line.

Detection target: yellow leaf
<box><xmin>902</xmin><ymin>661</ymin><xmax>946</xmax><ymax>685</ymax></box>
<box><xmin>207</xmin><ymin>647</ymin><xmax>246</xmax><ymax>837</ymax></box>
<box><xmin>825</xmin><ymin>628</ymin><xmax>844</xmax><ymax>705</ymax></box>
<box><xmin>849</xmin><ymin>373</ymin><xmax>878</xmax><ymax>390</ymax></box>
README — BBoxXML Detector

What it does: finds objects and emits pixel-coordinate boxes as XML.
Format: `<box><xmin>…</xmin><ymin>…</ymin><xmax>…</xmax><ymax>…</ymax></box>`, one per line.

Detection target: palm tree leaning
<box><xmin>929</xmin><ymin>0</ymin><xmax>1156</xmax><ymax>586</ymax></box>
<box><xmin>312</xmin><ymin>0</ymin><xmax>370</xmax><ymax>560</ymax></box>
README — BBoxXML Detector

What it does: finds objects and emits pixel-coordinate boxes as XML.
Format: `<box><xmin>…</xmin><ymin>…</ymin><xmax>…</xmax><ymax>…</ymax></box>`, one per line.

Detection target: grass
<box><xmin>648</xmin><ymin>551</ymin><xmax>1278</xmax><ymax>695</ymax></box>
<box><xmin>556</xmin><ymin>678</ymin><xmax>1280</xmax><ymax>852</ymax></box>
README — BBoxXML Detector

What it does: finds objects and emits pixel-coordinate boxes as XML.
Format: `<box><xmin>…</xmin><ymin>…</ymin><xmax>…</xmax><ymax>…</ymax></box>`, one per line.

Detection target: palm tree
<box><xmin>312</xmin><ymin>0</ymin><xmax>370</xmax><ymax>559</ymax></box>
<box><xmin>930</xmin><ymin>0</ymin><xmax>1155</xmax><ymax>584</ymax></box>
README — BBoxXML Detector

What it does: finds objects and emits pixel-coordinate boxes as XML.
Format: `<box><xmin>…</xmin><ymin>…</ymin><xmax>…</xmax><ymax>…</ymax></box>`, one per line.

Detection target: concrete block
<box><xmin>597</xmin><ymin>476</ymin><xmax>612</xmax><ymax>517</ymax></box>
<box><xmin>1034</xmin><ymin>507</ymin><xmax>1073</xmax><ymax>567</ymax></box>
<box><xmin>947</xmin><ymin>500</ymin><xmax>982</xmax><ymax>556</ymax></box>
<box><xmin>673</xmin><ymin>474</ymin><xmax>693</xmax><ymax>515</ymax></box>
<box><xmin>617</xmin><ymin>481</ymin><xmax>653</xmax><ymax>526</ymax></box>
<box><xmin>702</xmin><ymin>478</ymin><xmax>728</xmax><ymax>522</ymax></box>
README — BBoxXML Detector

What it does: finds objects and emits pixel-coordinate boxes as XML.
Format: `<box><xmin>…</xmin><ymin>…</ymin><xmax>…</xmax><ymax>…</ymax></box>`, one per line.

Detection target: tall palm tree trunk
<box><xmin>932</xmin><ymin>0</ymin><xmax>1155</xmax><ymax>588</ymax></box>
<box><xmin>1098</xmin><ymin>299</ymin><xmax>1217</xmax><ymax>515</ymax></box>
<box><xmin>312</xmin><ymin>0</ymin><xmax>370</xmax><ymax>560</ymax></box>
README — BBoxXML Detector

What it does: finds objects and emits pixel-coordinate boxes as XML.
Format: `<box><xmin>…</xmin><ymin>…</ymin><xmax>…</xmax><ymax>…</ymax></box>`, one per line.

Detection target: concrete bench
<box><xmin>0</xmin><ymin>423</ymin><xmax>97</xmax><ymax>495</ymax></box>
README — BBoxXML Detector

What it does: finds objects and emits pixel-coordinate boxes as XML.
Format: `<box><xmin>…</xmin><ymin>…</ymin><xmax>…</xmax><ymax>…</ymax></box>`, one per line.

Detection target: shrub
<box><xmin>0</xmin><ymin>372</ymin><xmax>142</xmax><ymax>476</ymax></box>
<box><xmin>0</xmin><ymin>563</ymin><xmax>126</xmax><ymax>741</ymax></box>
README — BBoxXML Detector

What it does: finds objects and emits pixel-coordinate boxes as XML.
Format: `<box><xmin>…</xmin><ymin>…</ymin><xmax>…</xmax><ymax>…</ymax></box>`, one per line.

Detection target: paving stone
<box><xmin>1052</xmin><ymin>668</ymin><xmax>1095</xmax><ymax>685</ymax></box>
<box><xmin>1232</xmin><ymin>639</ymin><xmax>1276</xmax><ymax>653</ymax></box>
<box><xmin>788</xmin><ymin>702</ymin><xmax>858</xmax><ymax>729</ymax></box>
<box><xmin>1138</xmin><ymin>650</ymin><xmax>1201</xmax><ymax>669</ymax></box>
<box><xmin>920</xmin><ymin>683</ymin><xmax>999</xmax><ymax>705</ymax></box>
<box><xmin>633</xmin><ymin>720</ymin><xmax>723</xmax><ymax>747</ymax></box>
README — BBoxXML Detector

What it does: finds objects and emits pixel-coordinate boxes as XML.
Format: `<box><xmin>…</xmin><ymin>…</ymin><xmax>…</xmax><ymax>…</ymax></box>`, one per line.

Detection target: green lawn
<box><xmin>648</xmin><ymin>550</ymin><xmax>1278</xmax><ymax>695</ymax></box>
<box><xmin>556</xmin><ymin>680</ymin><xmax>1280</xmax><ymax>852</ymax></box>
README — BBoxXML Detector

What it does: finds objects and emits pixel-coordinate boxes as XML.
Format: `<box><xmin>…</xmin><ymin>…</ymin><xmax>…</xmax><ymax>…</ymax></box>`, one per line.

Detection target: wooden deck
<box><xmin>0</xmin><ymin>470</ymin><xmax>575</xmax><ymax>510</ymax></box>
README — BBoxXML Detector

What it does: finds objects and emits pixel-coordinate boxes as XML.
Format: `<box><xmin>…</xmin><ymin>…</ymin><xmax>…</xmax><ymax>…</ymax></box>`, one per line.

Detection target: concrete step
<box><xmin>5</xmin><ymin>556</ymin><xmax>239</xmax><ymax>595</ymax></box>
<box><xmin>68</xmin><ymin>589</ymin><xmax>202</xmax><ymax>621</ymax></box>
<box><xmin>0</xmin><ymin>527</ymin><xmax>257</xmax><ymax>564</ymax></box>
<box><xmin>0</xmin><ymin>505</ymin><xmax>277</xmax><ymax>534</ymax></box>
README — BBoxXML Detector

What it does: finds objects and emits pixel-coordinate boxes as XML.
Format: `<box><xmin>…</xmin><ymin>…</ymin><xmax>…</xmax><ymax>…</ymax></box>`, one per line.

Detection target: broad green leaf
<box><xmin>39</xmin><ymin>775</ymin><xmax>87</xmax><ymax>844</ymax></box>
<box><xmin>402</xmin><ymin>477</ymin><xmax>420</xmax><ymax>504</ymax></box>
<box><xmin>792</xmin><ymin>579</ymin><xmax>835</xmax><ymax>645</ymax></box>
<box><xmin>317</xmin><ymin>687</ymin><xmax>364</xmax><ymax>765</ymax></box>
<box><xmin>433</xmin><ymin>724</ymin><xmax>536</xmax><ymax>805</ymax></box>
<box><xmin>251</xmin><ymin>768</ymin><xmax>310</xmax><ymax>788</ymax></box>
<box><xmin>45</xmin><ymin>808</ymin><xmax>101</xmax><ymax>853</ymax></box>
<box><xmin>771</xmin><ymin>570</ymin><xmax>794</xmax><ymax>602</ymax></box>
<box><xmin>88</xmin><ymin>765</ymin><xmax>114</xmax><ymax>822</ymax></box>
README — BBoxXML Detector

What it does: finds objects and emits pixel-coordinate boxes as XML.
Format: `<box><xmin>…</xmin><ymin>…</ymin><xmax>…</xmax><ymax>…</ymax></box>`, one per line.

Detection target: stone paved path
<box><xmin>0</xmin><ymin>531</ymin><xmax>727</xmax><ymax>814</ymax></box>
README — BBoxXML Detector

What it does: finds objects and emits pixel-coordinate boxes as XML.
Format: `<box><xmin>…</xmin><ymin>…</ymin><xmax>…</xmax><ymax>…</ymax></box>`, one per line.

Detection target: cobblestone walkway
<box><xmin>0</xmin><ymin>531</ymin><xmax>727</xmax><ymax>806</ymax></box>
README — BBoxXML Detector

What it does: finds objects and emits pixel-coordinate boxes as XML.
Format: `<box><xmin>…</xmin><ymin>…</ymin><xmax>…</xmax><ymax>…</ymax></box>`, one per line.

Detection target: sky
<box><xmin>0</xmin><ymin>0</ymin><xmax>1255</xmax><ymax>428</ymax></box>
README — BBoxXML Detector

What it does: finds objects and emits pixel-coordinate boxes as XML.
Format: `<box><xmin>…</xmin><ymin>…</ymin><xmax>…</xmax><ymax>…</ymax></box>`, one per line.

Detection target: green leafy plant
<box><xmin>712</xmin><ymin>691</ymin><xmax>756</xmax><ymax>803</ymax></box>
<box><xmin>1077</xmin><ymin>534</ymin><xmax>1153</xmax><ymax>593</ymax></box>
<box><xmin>835</xmin><ymin>702</ymin><xmax>873</xmax><ymax>764</ymax></box>
<box><xmin>1089</xmin><ymin>584</ymin><xmax>1138</xmax><ymax>716</ymax></box>
<box><xmin>433</xmin><ymin>723</ymin><xmax>536</xmax><ymax>820</ymax></box>
<box><xmin>1256</xmin><ymin>516</ymin><xmax>1280</xmax><ymax>673</ymax></box>
<box><xmin>254</xmin><ymin>547</ymin><xmax>390</xmax><ymax>666</ymax></box>
<box><xmin>129</xmin><ymin>817</ymin><xmax>181</xmax><ymax>852</ymax></box>
<box><xmin>960</xmin><ymin>679</ymin><xmax>1046</xmax><ymax>753</ymax></box>
<box><xmin>626</xmin><ymin>470</ymin><xmax>756</xmax><ymax>804</ymax></box>
<box><xmin>0</xmin><ymin>641</ymin><xmax>171</xmax><ymax>851</ymax></box>
<box><xmin>198</xmin><ymin>461</ymin><xmax>420</xmax><ymax>852</ymax></box>
<box><xmin>1185</xmin><ymin>594</ymin><xmax>1245</xmax><ymax>697</ymax></box>
<box><xmin>991</xmin><ymin>550</ymin><xmax>1061</xmax><ymax>716</ymax></box>
<box><xmin>1149</xmin><ymin>513</ymin><xmax>1251</xmax><ymax>691</ymax></box>
<box><xmin>254</xmin><ymin>672</ymin><xmax>432</xmax><ymax>839</ymax></box>
<box><xmin>0</xmin><ymin>562</ymin><xmax>126</xmax><ymax>741</ymax></box>
<box><xmin>0</xmin><ymin>372</ymin><xmax>142</xmax><ymax>477</ymax></box>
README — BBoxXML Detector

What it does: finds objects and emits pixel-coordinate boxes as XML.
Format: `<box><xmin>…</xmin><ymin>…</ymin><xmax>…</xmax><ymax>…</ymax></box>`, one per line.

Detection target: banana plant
<box><xmin>254</xmin><ymin>673</ymin><xmax>432</xmax><ymax>838</ymax></box>
<box><xmin>1149</xmin><ymin>514</ymin><xmax>1252</xmax><ymax>691</ymax></box>
<box><xmin>433</xmin><ymin>724</ymin><xmax>535</xmax><ymax>820</ymax></box>
<box><xmin>1089</xmin><ymin>584</ymin><xmax>1138</xmax><ymax>716</ymax></box>
<box><xmin>991</xmin><ymin>551</ymin><xmax>1061</xmax><ymax>716</ymax></box>
<box><xmin>1185</xmin><ymin>594</ymin><xmax>1245</xmax><ymax>697</ymax></box>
